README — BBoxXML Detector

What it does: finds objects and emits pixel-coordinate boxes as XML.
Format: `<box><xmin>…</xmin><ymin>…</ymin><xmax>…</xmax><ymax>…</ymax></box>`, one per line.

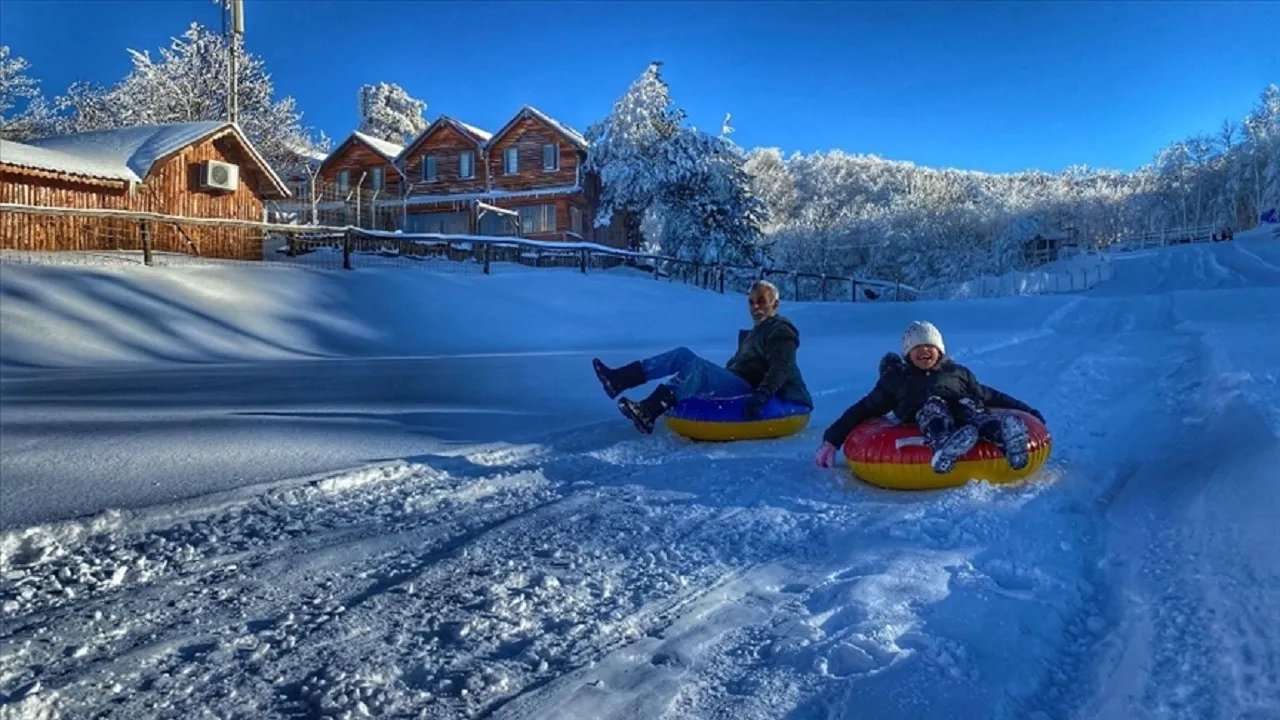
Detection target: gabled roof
<box><xmin>0</xmin><ymin>139</ymin><xmax>140</xmax><ymax>182</ymax></box>
<box><xmin>488</xmin><ymin>106</ymin><xmax>589</xmax><ymax>151</ymax></box>
<box><xmin>3</xmin><ymin>121</ymin><xmax>289</xmax><ymax>196</ymax></box>
<box><xmin>395</xmin><ymin>115</ymin><xmax>491</xmax><ymax>162</ymax></box>
<box><xmin>351</xmin><ymin>131</ymin><xmax>405</xmax><ymax>161</ymax></box>
<box><xmin>318</xmin><ymin>131</ymin><xmax>407</xmax><ymax>177</ymax></box>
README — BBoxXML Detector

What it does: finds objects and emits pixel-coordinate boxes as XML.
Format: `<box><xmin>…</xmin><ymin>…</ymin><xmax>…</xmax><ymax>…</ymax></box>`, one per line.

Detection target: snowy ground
<box><xmin>2</xmin><ymin>230</ymin><xmax>1278</xmax><ymax>719</ymax></box>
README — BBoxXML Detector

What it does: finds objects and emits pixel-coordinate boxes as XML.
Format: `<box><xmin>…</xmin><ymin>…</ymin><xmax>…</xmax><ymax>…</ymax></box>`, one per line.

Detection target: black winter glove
<box><xmin>744</xmin><ymin>390</ymin><xmax>771</xmax><ymax>420</ymax></box>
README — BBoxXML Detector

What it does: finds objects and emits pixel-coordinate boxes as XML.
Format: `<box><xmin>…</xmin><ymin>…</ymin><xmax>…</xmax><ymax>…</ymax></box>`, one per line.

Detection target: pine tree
<box><xmin>585</xmin><ymin>62</ymin><xmax>685</xmax><ymax>250</ymax></box>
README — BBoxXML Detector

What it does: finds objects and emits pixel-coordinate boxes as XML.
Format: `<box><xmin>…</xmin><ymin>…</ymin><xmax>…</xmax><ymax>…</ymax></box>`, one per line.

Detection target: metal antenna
<box><xmin>228</xmin><ymin>0</ymin><xmax>244</xmax><ymax>124</ymax></box>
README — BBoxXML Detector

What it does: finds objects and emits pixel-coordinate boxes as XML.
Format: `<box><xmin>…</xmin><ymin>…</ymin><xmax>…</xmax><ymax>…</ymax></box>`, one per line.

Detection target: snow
<box><xmin>351</xmin><ymin>131</ymin><xmax>404</xmax><ymax>162</ymax></box>
<box><xmin>0</xmin><ymin>139</ymin><xmax>141</xmax><ymax>182</ymax></box>
<box><xmin>2</xmin><ymin>121</ymin><xmax>290</xmax><ymax>196</ymax></box>
<box><xmin>17</xmin><ymin>121</ymin><xmax>225</xmax><ymax>181</ymax></box>
<box><xmin>1</xmin><ymin>231</ymin><xmax>1279</xmax><ymax>719</ymax></box>
<box><xmin>454</xmin><ymin>119</ymin><xmax>493</xmax><ymax>143</ymax></box>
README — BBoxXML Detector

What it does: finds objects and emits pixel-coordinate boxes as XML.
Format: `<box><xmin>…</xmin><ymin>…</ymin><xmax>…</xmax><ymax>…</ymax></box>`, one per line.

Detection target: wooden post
<box><xmin>343</xmin><ymin>230</ymin><xmax>352</xmax><ymax>270</ymax></box>
<box><xmin>139</xmin><ymin>219</ymin><xmax>153</xmax><ymax>266</ymax></box>
<box><xmin>851</xmin><ymin>279</ymin><xmax>858</xmax><ymax>303</ymax></box>
<box><xmin>580</xmin><ymin>248</ymin><xmax>588</xmax><ymax>274</ymax></box>
<box><xmin>718</xmin><ymin>266</ymin><xmax>725</xmax><ymax>294</ymax></box>
<box><xmin>482</xmin><ymin>242</ymin><xmax>491</xmax><ymax>275</ymax></box>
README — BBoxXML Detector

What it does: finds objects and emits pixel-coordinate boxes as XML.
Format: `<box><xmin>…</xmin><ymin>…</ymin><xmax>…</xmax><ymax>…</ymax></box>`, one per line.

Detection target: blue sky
<box><xmin>2</xmin><ymin>0</ymin><xmax>1277</xmax><ymax>174</ymax></box>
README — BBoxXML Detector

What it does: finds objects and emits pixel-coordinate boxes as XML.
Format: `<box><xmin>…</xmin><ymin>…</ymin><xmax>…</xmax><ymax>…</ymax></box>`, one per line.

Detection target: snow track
<box><xmin>2</xmin><ymin>235</ymin><xmax>1278</xmax><ymax>718</ymax></box>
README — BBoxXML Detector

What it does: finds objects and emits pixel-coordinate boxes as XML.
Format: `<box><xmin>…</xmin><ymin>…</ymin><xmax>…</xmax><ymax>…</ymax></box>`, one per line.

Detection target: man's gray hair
<box><xmin>749</xmin><ymin>279</ymin><xmax>780</xmax><ymax>301</ymax></box>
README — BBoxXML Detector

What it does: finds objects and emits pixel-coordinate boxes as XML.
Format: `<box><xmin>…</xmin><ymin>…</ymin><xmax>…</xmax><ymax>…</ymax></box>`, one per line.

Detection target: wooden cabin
<box><xmin>398</xmin><ymin>116</ymin><xmax>493</xmax><ymax>234</ymax></box>
<box><xmin>389</xmin><ymin>107</ymin><xmax>626</xmax><ymax>246</ymax></box>
<box><xmin>484</xmin><ymin>106</ymin><xmax>591</xmax><ymax>241</ymax></box>
<box><xmin>315</xmin><ymin>132</ymin><xmax>405</xmax><ymax>229</ymax></box>
<box><xmin>0</xmin><ymin>121</ymin><xmax>289</xmax><ymax>260</ymax></box>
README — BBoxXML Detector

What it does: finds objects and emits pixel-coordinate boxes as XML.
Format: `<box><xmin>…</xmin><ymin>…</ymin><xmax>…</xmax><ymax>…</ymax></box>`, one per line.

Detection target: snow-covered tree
<box><xmin>588</xmin><ymin>62</ymin><xmax>762</xmax><ymax>260</ymax></box>
<box><xmin>0</xmin><ymin>46</ymin><xmax>38</xmax><ymax>118</ymax></box>
<box><xmin>650</xmin><ymin>128</ymin><xmax>764</xmax><ymax>265</ymax></box>
<box><xmin>1243</xmin><ymin>84</ymin><xmax>1280</xmax><ymax>220</ymax></box>
<box><xmin>0</xmin><ymin>46</ymin><xmax>53</xmax><ymax>141</ymax></box>
<box><xmin>46</xmin><ymin>23</ymin><xmax>325</xmax><ymax>174</ymax></box>
<box><xmin>356</xmin><ymin>82</ymin><xmax>427</xmax><ymax>146</ymax></box>
<box><xmin>585</xmin><ymin>62</ymin><xmax>685</xmax><ymax>249</ymax></box>
<box><xmin>743</xmin><ymin>148</ymin><xmax>797</xmax><ymax>232</ymax></box>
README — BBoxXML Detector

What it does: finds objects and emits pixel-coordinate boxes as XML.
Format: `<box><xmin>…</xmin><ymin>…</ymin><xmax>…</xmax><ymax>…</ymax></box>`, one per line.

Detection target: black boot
<box><xmin>593</xmin><ymin>358</ymin><xmax>646</xmax><ymax>399</ymax></box>
<box><xmin>617</xmin><ymin>384</ymin><xmax>677</xmax><ymax>434</ymax></box>
<box><xmin>879</xmin><ymin>352</ymin><xmax>905</xmax><ymax>376</ymax></box>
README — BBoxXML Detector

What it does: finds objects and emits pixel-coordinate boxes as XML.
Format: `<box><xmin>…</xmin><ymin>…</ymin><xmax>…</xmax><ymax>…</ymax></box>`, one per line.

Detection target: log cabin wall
<box><xmin>487</xmin><ymin>115</ymin><xmax>580</xmax><ymax>193</ymax></box>
<box><xmin>1</xmin><ymin>130</ymin><xmax>284</xmax><ymax>261</ymax></box>
<box><xmin>401</xmin><ymin>124</ymin><xmax>489</xmax><ymax>197</ymax></box>
<box><xmin>318</xmin><ymin>138</ymin><xmax>402</xmax><ymax>198</ymax></box>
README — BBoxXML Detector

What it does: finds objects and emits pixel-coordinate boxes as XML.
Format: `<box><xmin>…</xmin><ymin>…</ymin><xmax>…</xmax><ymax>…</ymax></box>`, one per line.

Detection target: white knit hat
<box><xmin>901</xmin><ymin>320</ymin><xmax>945</xmax><ymax>356</ymax></box>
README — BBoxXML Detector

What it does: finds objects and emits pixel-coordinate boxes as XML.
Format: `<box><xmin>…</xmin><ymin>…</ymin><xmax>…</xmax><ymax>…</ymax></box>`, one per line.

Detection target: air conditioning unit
<box><xmin>199</xmin><ymin>160</ymin><xmax>240</xmax><ymax>192</ymax></box>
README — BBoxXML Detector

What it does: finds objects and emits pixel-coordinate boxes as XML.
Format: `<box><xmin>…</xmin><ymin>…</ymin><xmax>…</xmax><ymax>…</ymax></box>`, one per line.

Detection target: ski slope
<box><xmin>1</xmin><ymin>230</ymin><xmax>1278</xmax><ymax>719</ymax></box>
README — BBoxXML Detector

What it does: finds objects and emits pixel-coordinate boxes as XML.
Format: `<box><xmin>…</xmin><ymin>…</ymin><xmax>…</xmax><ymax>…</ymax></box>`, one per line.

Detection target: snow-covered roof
<box><xmin>454</xmin><ymin>120</ymin><xmax>492</xmax><ymax>143</ymax></box>
<box><xmin>489</xmin><ymin>106</ymin><xmax>589</xmax><ymax>151</ymax></box>
<box><xmin>351</xmin><ymin>131</ymin><xmax>405</xmax><ymax>161</ymax></box>
<box><xmin>21</xmin><ymin>122</ymin><xmax>232</xmax><ymax>182</ymax></box>
<box><xmin>0</xmin><ymin>139</ymin><xmax>140</xmax><ymax>182</ymax></box>
<box><xmin>3</xmin><ymin>121</ymin><xmax>289</xmax><ymax>196</ymax></box>
<box><xmin>395</xmin><ymin>116</ymin><xmax>491</xmax><ymax>162</ymax></box>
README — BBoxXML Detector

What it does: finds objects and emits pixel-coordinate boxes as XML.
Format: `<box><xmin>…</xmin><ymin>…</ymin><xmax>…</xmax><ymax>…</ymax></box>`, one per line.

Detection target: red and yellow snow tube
<box><xmin>842</xmin><ymin>410</ymin><xmax>1051</xmax><ymax>490</ymax></box>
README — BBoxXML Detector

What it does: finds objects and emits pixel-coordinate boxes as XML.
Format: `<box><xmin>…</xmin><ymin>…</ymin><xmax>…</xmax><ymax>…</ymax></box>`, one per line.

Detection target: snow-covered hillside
<box><xmin>1</xmin><ymin>229</ymin><xmax>1278</xmax><ymax>719</ymax></box>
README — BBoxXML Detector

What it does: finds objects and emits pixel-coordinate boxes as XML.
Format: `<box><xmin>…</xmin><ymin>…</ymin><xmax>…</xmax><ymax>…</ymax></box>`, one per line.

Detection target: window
<box><xmin>422</xmin><ymin>155</ymin><xmax>437</xmax><ymax>182</ymax></box>
<box><xmin>517</xmin><ymin>204</ymin><xmax>557</xmax><ymax>234</ymax></box>
<box><xmin>337</xmin><ymin>170</ymin><xmax>350</xmax><ymax>192</ymax></box>
<box><xmin>542</xmin><ymin>143</ymin><xmax>560</xmax><ymax>171</ymax></box>
<box><xmin>459</xmin><ymin>151</ymin><xmax>474</xmax><ymax>179</ymax></box>
<box><xmin>480</xmin><ymin>210</ymin><xmax>517</xmax><ymax>236</ymax></box>
<box><xmin>503</xmin><ymin>147</ymin><xmax>519</xmax><ymax>175</ymax></box>
<box><xmin>570</xmin><ymin>206</ymin><xmax>583</xmax><ymax>237</ymax></box>
<box><xmin>406</xmin><ymin>211</ymin><xmax>469</xmax><ymax>234</ymax></box>
<box><xmin>370</xmin><ymin>167</ymin><xmax>384</xmax><ymax>191</ymax></box>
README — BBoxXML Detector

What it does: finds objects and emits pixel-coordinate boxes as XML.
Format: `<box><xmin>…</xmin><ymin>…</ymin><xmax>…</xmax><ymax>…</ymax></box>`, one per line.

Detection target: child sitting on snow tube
<box><xmin>813</xmin><ymin>320</ymin><xmax>1045</xmax><ymax>474</ymax></box>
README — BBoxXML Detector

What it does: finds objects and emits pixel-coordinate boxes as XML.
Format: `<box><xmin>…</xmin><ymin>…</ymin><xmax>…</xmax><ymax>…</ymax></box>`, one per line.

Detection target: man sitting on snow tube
<box><xmin>591</xmin><ymin>280</ymin><xmax>813</xmax><ymax>436</ymax></box>
<box><xmin>813</xmin><ymin>320</ymin><xmax>1045</xmax><ymax>474</ymax></box>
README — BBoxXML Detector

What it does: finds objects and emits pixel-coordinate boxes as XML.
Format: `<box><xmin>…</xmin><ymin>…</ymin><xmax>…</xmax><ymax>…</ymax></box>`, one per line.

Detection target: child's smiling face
<box><xmin>908</xmin><ymin>345</ymin><xmax>942</xmax><ymax>370</ymax></box>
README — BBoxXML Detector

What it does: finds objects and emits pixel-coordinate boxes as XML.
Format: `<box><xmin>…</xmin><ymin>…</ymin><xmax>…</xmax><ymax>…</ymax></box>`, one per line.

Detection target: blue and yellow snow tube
<box><xmin>842</xmin><ymin>410</ymin><xmax>1052</xmax><ymax>490</ymax></box>
<box><xmin>664</xmin><ymin>395</ymin><xmax>811</xmax><ymax>442</ymax></box>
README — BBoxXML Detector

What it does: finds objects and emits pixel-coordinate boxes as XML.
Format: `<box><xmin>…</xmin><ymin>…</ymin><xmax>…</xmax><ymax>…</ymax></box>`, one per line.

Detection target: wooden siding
<box><xmin>487</xmin><ymin>115</ymin><xmax>580</xmax><ymax>193</ymax></box>
<box><xmin>1</xmin><ymin>130</ymin><xmax>282</xmax><ymax>261</ymax></box>
<box><xmin>319</xmin><ymin>138</ymin><xmax>402</xmax><ymax>197</ymax></box>
<box><xmin>401</xmin><ymin>124</ymin><xmax>488</xmax><ymax>197</ymax></box>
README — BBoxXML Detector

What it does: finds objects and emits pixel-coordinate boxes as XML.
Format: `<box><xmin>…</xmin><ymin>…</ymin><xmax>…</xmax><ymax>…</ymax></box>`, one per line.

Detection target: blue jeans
<box><xmin>641</xmin><ymin>347</ymin><xmax>752</xmax><ymax>402</ymax></box>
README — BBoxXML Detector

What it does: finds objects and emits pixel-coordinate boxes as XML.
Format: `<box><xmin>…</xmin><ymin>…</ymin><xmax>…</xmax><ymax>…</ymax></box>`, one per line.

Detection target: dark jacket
<box><xmin>821</xmin><ymin>356</ymin><xmax>1034</xmax><ymax>445</ymax></box>
<box><xmin>726</xmin><ymin>314</ymin><xmax>814</xmax><ymax>408</ymax></box>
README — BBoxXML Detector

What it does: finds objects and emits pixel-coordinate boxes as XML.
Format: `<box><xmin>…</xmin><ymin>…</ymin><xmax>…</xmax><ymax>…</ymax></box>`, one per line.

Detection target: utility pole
<box><xmin>227</xmin><ymin>0</ymin><xmax>244</xmax><ymax>124</ymax></box>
